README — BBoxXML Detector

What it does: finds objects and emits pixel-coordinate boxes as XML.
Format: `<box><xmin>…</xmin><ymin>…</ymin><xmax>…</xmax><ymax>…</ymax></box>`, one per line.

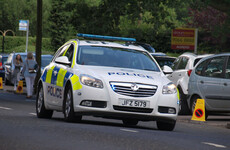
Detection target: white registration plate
<box><xmin>119</xmin><ymin>99</ymin><xmax>150</xmax><ymax>108</ymax></box>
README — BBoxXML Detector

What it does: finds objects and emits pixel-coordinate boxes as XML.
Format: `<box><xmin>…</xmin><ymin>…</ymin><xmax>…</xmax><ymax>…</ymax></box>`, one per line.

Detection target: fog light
<box><xmin>81</xmin><ymin>100</ymin><xmax>92</xmax><ymax>107</ymax></box>
<box><xmin>168</xmin><ymin>108</ymin><xmax>176</xmax><ymax>114</ymax></box>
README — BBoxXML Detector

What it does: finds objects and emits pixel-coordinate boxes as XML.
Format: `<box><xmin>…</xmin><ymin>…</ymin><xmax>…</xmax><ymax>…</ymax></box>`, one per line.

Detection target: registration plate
<box><xmin>119</xmin><ymin>99</ymin><xmax>150</xmax><ymax>108</ymax></box>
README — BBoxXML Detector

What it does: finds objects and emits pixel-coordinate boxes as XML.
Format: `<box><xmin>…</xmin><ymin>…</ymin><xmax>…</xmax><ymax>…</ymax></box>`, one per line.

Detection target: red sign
<box><xmin>171</xmin><ymin>28</ymin><xmax>197</xmax><ymax>50</ymax></box>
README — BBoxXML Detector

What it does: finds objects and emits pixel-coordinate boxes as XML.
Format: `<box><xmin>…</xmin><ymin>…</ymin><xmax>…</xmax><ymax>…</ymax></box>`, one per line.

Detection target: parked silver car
<box><xmin>188</xmin><ymin>53</ymin><xmax>230</xmax><ymax>119</ymax></box>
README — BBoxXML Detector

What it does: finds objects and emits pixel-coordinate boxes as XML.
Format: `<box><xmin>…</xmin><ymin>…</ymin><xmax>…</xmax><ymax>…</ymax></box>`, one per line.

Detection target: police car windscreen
<box><xmin>77</xmin><ymin>46</ymin><xmax>160</xmax><ymax>72</ymax></box>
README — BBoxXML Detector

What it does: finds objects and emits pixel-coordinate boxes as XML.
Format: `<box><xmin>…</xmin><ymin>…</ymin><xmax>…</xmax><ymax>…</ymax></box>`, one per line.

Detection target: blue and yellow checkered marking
<box><xmin>41</xmin><ymin>65</ymin><xmax>81</xmax><ymax>90</ymax></box>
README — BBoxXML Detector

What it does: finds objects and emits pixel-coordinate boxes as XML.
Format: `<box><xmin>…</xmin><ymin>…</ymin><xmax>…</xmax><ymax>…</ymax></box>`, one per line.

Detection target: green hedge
<box><xmin>0</xmin><ymin>36</ymin><xmax>54</xmax><ymax>54</ymax></box>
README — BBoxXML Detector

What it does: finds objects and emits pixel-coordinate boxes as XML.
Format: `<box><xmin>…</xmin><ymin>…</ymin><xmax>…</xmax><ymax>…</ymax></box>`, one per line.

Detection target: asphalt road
<box><xmin>0</xmin><ymin>91</ymin><xmax>230</xmax><ymax>150</ymax></box>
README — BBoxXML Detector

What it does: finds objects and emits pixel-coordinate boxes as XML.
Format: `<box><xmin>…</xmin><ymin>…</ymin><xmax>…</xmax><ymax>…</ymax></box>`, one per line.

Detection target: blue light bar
<box><xmin>77</xmin><ymin>33</ymin><xmax>136</xmax><ymax>42</ymax></box>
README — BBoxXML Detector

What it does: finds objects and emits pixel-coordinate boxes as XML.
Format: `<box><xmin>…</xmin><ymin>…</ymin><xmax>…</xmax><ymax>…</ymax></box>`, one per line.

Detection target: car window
<box><xmin>194</xmin><ymin>58</ymin><xmax>202</xmax><ymax>67</ymax></box>
<box><xmin>54</xmin><ymin>44</ymin><xmax>71</xmax><ymax>61</ymax></box>
<box><xmin>6</xmin><ymin>54</ymin><xmax>13</xmax><ymax>64</ymax></box>
<box><xmin>3</xmin><ymin>57</ymin><xmax>8</xmax><ymax>64</ymax></box>
<box><xmin>203</xmin><ymin>56</ymin><xmax>226</xmax><ymax>78</ymax></box>
<box><xmin>77</xmin><ymin>46</ymin><xmax>160</xmax><ymax>72</ymax></box>
<box><xmin>63</xmin><ymin>44</ymin><xmax>74</xmax><ymax>62</ymax></box>
<box><xmin>41</xmin><ymin>56</ymin><xmax>53</xmax><ymax>68</ymax></box>
<box><xmin>225</xmin><ymin>58</ymin><xmax>230</xmax><ymax>79</ymax></box>
<box><xmin>171</xmin><ymin>58</ymin><xmax>180</xmax><ymax>70</ymax></box>
<box><xmin>177</xmin><ymin>57</ymin><xmax>188</xmax><ymax>70</ymax></box>
<box><xmin>195</xmin><ymin>60</ymin><xmax>207</xmax><ymax>76</ymax></box>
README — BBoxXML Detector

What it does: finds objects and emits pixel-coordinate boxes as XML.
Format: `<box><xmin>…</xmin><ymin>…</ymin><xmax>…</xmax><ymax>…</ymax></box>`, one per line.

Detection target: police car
<box><xmin>36</xmin><ymin>34</ymin><xmax>179</xmax><ymax>131</ymax></box>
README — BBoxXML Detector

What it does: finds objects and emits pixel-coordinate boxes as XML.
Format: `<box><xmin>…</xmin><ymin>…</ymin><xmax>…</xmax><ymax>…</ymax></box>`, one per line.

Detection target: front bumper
<box><xmin>72</xmin><ymin>85</ymin><xmax>179</xmax><ymax>121</ymax></box>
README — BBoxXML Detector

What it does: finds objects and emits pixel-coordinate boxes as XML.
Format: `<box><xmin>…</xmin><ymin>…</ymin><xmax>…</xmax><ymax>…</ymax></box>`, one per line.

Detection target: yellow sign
<box><xmin>0</xmin><ymin>77</ymin><xmax>3</xmax><ymax>90</ymax></box>
<box><xmin>16</xmin><ymin>80</ymin><xmax>23</xmax><ymax>94</ymax></box>
<box><xmin>191</xmin><ymin>99</ymin><xmax>206</xmax><ymax>121</ymax></box>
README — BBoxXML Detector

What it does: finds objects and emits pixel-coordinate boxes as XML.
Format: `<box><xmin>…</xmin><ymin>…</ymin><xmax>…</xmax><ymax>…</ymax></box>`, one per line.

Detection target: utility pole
<box><xmin>35</xmin><ymin>0</ymin><xmax>42</xmax><ymax>94</ymax></box>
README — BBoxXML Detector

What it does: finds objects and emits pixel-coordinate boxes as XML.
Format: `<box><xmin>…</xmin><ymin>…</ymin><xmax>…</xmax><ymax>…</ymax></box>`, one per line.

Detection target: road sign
<box><xmin>19</xmin><ymin>20</ymin><xmax>29</xmax><ymax>53</ymax></box>
<box><xmin>19</xmin><ymin>20</ymin><xmax>28</xmax><ymax>31</ymax></box>
<box><xmin>171</xmin><ymin>28</ymin><xmax>198</xmax><ymax>53</ymax></box>
<box><xmin>191</xmin><ymin>99</ymin><xmax>206</xmax><ymax>121</ymax></box>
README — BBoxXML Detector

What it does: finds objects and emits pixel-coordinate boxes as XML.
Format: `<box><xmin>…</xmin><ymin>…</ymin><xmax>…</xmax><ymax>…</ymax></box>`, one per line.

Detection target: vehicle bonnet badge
<box><xmin>131</xmin><ymin>83</ymin><xmax>139</xmax><ymax>91</ymax></box>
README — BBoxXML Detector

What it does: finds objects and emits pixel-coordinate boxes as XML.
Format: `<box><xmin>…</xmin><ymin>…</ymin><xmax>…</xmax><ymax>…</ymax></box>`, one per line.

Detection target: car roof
<box><xmin>69</xmin><ymin>39</ymin><xmax>147</xmax><ymax>52</ymax></box>
<box><xmin>150</xmin><ymin>52</ymin><xmax>167</xmax><ymax>56</ymax></box>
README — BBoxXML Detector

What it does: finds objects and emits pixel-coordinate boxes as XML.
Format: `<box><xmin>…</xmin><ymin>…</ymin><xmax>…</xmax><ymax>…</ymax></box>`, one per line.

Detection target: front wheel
<box><xmin>63</xmin><ymin>85</ymin><xmax>82</xmax><ymax>122</ymax></box>
<box><xmin>156</xmin><ymin>120</ymin><xmax>176</xmax><ymax>131</ymax></box>
<box><xmin>36</xmin><ymin>84</ymin><xmax>53</xmax><ymax>118</ymax></box>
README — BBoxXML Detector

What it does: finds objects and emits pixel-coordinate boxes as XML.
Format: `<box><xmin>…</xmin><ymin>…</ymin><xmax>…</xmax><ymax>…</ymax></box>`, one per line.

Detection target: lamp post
<box><xmin>0</xmin><ymin>30</ymin><xmax>15</xmax><ymax>53</ymax></box>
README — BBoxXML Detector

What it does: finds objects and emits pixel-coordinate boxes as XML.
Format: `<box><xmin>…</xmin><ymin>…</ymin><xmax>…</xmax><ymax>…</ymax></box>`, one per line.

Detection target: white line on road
<box><xmin>29</xmin><ymin>113</ymin><xmax>36</xmax><ymax>116</ymax></box>
<box><xmin>202</xmin><ymin>142</ymin><xmax>227</xmax><ymax>148</ymax></box>
<box><xmin>0</xmin><ymin>106</ymin><xmax>12</xmax><ymax>110</ymax></box>
<box><xmin>120</xmin><ymin>129</ymin><xmax>139</xmax><ymax>133</ymax></box>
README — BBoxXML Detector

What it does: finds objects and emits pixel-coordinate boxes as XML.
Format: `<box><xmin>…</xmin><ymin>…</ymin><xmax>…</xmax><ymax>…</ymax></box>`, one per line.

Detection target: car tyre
<box><xmin>63</xmin><ymin>84</ymin><xmax>82</xmax><ymax>122</ymax></box>
<box><xmin>156</xmin><ymin>120</ymin><xmax>176</xmax><ymax>131</ymax></box>
<box><xmin>122</xmin><ymin>119</ymin><xmax>139</xmax><ymax>126</ymax></box>
<box><xmin>178</xmin><ymin>87</ymin><xmax>190</xmax><ymax>115</ymax></box>
<box><xmin>36</xmin><ymin>84</ymin><xmax>53</xmax><ymax>118</ymax></box>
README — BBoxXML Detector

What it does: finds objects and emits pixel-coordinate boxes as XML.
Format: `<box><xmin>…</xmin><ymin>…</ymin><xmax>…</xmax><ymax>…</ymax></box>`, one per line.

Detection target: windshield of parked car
<box><xmin>77</xmin><ymin>46</ymin><xmax>160</xmax><ymax>72</ymax></box>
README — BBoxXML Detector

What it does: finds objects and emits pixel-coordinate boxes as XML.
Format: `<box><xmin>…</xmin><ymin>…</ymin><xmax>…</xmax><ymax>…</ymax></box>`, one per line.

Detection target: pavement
<box><xmin>1</xmin><ymin>84</ymin><xmax>230</xmax><ymax>129</ymax></box>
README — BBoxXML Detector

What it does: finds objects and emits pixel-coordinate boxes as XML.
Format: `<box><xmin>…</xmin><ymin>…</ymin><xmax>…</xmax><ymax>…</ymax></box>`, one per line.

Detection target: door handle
<box><xmin>200</xmin><ymin>81</ymin><xmax>204</xmax><ymax>84</ymax></box>
<box><xmin>178</xmin><ymin>74</ymin><xmax>181</xmax><ymax>76</ymax></box>
<box><xmin>224</xmin><ymin>83</ymin><xmax>227</xmax><ymax>86</ymax></box>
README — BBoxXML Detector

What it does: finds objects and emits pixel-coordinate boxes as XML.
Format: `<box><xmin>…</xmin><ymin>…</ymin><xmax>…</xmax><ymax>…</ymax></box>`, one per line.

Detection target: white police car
<box><xmin>36</xmin><ymin>34</ymin><xmax>179</xmax><ymax>131</ymax></box>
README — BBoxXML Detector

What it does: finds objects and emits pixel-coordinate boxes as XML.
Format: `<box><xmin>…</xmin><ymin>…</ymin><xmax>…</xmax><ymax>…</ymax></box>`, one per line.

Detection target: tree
<box><xmin>49</xmin><ymin>0</ymin><xmax>69</xmax><ymax>51</ymax></box>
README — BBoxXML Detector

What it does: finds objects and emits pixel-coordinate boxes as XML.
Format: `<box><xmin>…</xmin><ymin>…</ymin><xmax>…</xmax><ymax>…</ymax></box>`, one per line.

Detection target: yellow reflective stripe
<box><xmin>177</xmin><ymin>88</ymin><xmax>180</xmax><ymax>100</ymax></box>
<box><xmin>62</xmin><ymin>44</ymin><xmax>71</xmax><ymax>56</ymax></box>
<box><xmin>56</xmin><ymin>68</ymin><xmax>67</xmax><ymax>87</ymax></box>
<box><xmin>45</xmin><ymin>65</ymin><xmax>55</xmax><ymax>84</ymax></box>
<box><xmin>71</xmin><ymin>41</ymin><xmax>78</xmax><ymax>68</ymax></box>
<box><xmin>71</xmin><ymin>75</ymin><xmax>82</xmax><ymax>90</ymax></box>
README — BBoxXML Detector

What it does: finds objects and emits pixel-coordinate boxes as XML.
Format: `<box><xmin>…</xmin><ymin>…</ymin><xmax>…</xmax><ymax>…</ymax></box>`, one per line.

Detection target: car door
<box><xmin>198</xmin><ymin>56</ymin><xmax>227</xmax><ymax>109</ymax></box>
<box><xmin>45</xmin><ymin>44</ymin><xmax>71</xmax><ymax>107</ymax></box>
<box><xmin>168</xmin><ymin>56</ymin><xmax>189</xmax><ymax>86</ymax></box>
<box><xmin>221</xmin><ymin>56</ymin><xmax>230</xmax><ymax>109</ymax></box>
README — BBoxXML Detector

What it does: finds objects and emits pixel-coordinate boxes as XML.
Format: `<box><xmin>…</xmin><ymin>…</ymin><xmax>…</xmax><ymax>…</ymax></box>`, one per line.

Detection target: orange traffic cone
<box><xmin>0</xmin><ymin>77</ymin><xmax>3</xmax><ymax>90</ymax></box>
<box><xmin>16</xmin><ymin>80</ymin><xmax>23</xmax><ymax>94</ymax></box>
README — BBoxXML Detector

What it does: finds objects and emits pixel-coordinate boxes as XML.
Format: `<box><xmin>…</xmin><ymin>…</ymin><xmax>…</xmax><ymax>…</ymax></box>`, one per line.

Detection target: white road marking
<box><xmin>0</xmin><ymin>106</ymin><xmax>12</xmax><ymax>110</ymax></box>
<box><xmin>120</xmin><ymin>129</ymin><xmax>139</xmax><ymax>133</ymax></box>
<box><xmin>202</xmin><ymin>142</ymin><xmax>227</xmax><ymax>148</ymax></box>
<box><xmin>29</xmin><ymin>113</ymin><xmax>36</xmax><ymax>116</ymax></box>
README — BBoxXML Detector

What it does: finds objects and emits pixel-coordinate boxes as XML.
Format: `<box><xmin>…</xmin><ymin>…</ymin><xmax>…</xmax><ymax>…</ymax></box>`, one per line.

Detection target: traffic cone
<box><xmin>16</xmin><ymin>80</ymin><xmax>23</xmax><ymax>94</ymax></box>
<box><xmin>0</xmin><ymin>77</ymin><xmax>3</xmax><ymax>90</ymax></box>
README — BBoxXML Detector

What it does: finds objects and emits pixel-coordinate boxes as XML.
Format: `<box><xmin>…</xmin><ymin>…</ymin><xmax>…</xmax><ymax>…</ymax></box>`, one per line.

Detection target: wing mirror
<box><xmin>162</xmin><ymin>65</ymin><xmax>173</xmax><ymax>75</ymax></box>
<box><xmin>55</xmin><ymin>56</ymin><xmax>71</xmax><ymax>66</ymax></box>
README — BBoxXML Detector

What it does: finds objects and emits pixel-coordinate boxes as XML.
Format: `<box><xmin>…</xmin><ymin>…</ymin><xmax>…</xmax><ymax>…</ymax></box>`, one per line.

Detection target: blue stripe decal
<box><xmin>41</xmin><ymin>69</ymin><xmax>47</xmax><ymax>82</ymax></box>
<box><xmin>63</xmin><ymin>71</ymin><xmax>73</xmax><ymax>86</ymax></box>
<box><xmin>51</xmin><ymin>66</ymin><xmax>60</xmax><ymax>85</ymax></box>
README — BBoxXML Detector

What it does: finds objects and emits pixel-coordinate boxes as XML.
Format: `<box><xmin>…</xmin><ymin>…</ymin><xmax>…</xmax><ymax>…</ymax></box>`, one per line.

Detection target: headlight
<box><xmin>162</xmin><ymin>83</ymin><xmax>177</xmax><ymax>94</ymax></box>
<box><xmin>80</xmin><ymin>74</ymin><xmax>103</xmax><ymax>88</ymax></box>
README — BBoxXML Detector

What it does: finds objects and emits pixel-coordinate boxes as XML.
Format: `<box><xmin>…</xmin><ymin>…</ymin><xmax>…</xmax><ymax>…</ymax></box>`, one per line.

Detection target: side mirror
<box><xmin>162</xmin><ymin>65</ymin><xmax>173</xmax><ymax>74</ymax></box>
<box><xmin>55</xmin><ymin>56</ymin><xmax>71</xmax><ymax>66</ymax></box>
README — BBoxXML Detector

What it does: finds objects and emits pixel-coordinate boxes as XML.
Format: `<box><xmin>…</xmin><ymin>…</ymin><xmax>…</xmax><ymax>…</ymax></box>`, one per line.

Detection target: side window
<box><xmin>171</xmin><ymin>58</ymin><xmax>180</xmax><ymax>71</ymax></box>
<box><xmin>54</xmin><ymin>44</ymin><xmax>70</xmax><ymax>61</ymax></box>
<box><xmin>195</xmin><ymin>60</ymin><xmax>207</xmax><ymax>76</ymax></box>
<box><xmin>177</xmin><ymin>57</ymin><xmax>189</xmax><ymax>70</ymax></box>
<box><xmin>203</xmin><ymin>56</ymin><xmax>226</xmax><ymax>78</ymax></box>
<box><xmin>6</xmin><ymin>54</ymin><xmax>13</xmax><ymax>64</ymax></box>
<box><xmin>63</xmin><ymin>44</ymin><xmax>74</xmax><ymax>62</ymax></box>
<box><xmin>225</xmin><ymin>58</ymin><xmax>230</xmax><ymax>79</ymax></box>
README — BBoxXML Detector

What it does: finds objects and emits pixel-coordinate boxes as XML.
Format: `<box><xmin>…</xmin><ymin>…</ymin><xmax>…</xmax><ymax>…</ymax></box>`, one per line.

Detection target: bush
<box><xmin>0</xmin><ymin>36</ymin><xmax>53</xmax><ymax>54</ymax></box>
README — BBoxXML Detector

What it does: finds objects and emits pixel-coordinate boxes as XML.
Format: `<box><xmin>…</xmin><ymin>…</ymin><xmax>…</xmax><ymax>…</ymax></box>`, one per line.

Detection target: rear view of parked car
<box><xmin>0</xmin><ymin>54</ymin><xmax>8</xmax><ymax>80</ymax></box>
<box><xmin>188</xmin><ymin>53</ymin><xmax>230</xmax><ymax>119</ymax></box>
<box><xmin>167</xmin><ymin>53</ymin><xmax>211</xmax><ymax>114</ymax></box>
<box><xmin>4</xmin><ymin>52</ymin><xmax>30</xmax><ymax>85</ymax></box>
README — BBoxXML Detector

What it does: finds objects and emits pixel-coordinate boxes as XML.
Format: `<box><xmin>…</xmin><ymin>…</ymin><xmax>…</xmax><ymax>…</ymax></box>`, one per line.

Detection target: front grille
<box><xmin>110</xmin><ymin>82</ymin><xmax>157</xmax><ymax>97</ymax></box>
<box><xmin>113</xmin><ymin>105</ymin><xmax>153</xmax><ymax>113</ymax></box>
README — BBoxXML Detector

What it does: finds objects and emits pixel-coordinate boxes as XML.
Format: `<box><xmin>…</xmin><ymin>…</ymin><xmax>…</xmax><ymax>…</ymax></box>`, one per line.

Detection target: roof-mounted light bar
<box><xmin>77</xmin><ymin>33</ymin><xmax>136</xmax><ymax>42</ymax></box>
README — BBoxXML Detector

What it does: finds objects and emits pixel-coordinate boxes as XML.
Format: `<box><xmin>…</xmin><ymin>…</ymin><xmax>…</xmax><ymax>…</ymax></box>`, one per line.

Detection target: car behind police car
<box><xmin>36</xmin><ymin>34</ymin><xmax>179</xmax><ymax>131</ymax></box>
